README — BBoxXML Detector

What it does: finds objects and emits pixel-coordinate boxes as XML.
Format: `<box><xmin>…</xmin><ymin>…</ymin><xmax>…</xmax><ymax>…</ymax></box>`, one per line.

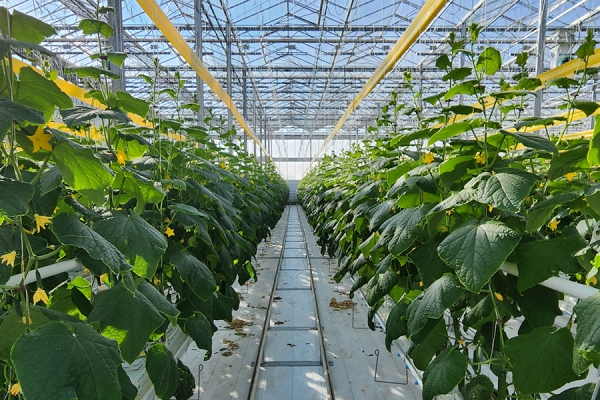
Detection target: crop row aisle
<box><xmin>0</xmin><ymin>9</ymin><xmax>288</xmax><ymax>400</ymax></box>
<box><xmin>299</xmin><ymin>24</ymin><xmax>600</xmax><ymax>400</ymax></box>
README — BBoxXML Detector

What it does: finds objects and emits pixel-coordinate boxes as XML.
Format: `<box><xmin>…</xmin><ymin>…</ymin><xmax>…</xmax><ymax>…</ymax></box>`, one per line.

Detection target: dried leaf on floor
<box><xmin>226</xmin><ymin>319</ymin><xmax>253</xmax><ymax>331</ymax></box>
<box><xmin>329</xmin><ymin>298</ymin><xmax>356</xmax><ymax>310</ymax></box>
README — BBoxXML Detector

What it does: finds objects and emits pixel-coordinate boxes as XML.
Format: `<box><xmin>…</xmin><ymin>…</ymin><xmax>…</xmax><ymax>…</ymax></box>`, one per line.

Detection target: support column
<box><xmin>194</xmin><ymin>0</ymin><xmax>205</xmax><ymax>125</ymax></box>
<box><xmin>253</xmin><ymin>95</ymin><xmax>257</xmax><ymax>158</ymax></box>
<box><xmin>459</xmin><ymin>23</ymin><xmax>466</xmax><ymax>106</ymax></box>
<box><xmin>259</xmin><ymin>115</ymin><xmax>263</xmax><ymax>163</ymax></box>
<box><xmin>242</xmin><ymin>67</ymin><xmax>248</xmax><ymax>148</ymax></box>
<box><xmin>534</xmin><ymin>0</ymin><xmax>548</xmax><ymax>117</ymax></box>
<box><xmin>107</xmin><ymin>0</ymin><xmax>124</xmax><ymax>92</ymax></box>
<box><xmin>226</xmin><ymin>22</ymin><xmax>233</xmax><ymax>131</ymax></box>
<box><xmin>593</xmin><ymin>78</ymin><xmax>598</xmax><ymax>130</ymax></box>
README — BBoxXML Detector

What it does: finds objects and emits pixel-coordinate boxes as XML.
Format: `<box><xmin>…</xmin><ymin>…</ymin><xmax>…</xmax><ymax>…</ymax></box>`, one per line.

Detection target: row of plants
<box><xmin>299</xmin><ymin>24</ymin><xmax>600</xmax><ymax>400</ymax></box>
<box><xmin>0</xmin><ymin>7</ymin><xmax>288</xmax><ymax>400</ymax></box>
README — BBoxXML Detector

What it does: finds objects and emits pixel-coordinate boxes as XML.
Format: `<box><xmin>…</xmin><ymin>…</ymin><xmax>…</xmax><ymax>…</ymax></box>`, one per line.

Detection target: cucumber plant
<box><xmin>0</xmin><ymin>8</ymin><xmax>288</xmax><ymax>400</ymax></box>
<box><xmin>300</xmin><ymin>24</ymin><xmax>600</xmax><ymax>400</ymax></box>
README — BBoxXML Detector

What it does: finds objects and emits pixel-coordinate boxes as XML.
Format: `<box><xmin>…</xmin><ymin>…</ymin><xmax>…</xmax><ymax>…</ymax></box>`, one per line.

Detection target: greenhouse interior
<box><xmin>3</xmin><ymin>0</ymin><xmax>600</xmax><ymax>399</ymax></box>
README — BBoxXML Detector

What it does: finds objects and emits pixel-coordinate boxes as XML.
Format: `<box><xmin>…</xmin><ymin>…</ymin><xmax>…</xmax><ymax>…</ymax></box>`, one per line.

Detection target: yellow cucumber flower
<box><xmin>28</xmin><ymin>126</ymin><xmax>53</xmax><ymax>152</ymax></box>
<box><xmin>1</xmin><ymin>250</ymin><xmax>17</xmax><ymax>267</ymax></box>
<box><xmin>34</xmin><ymin>214</ymin><xmax>53</xmax><ymax>233</ymax></box>
<box><xmin>33</xmin><ymin>288</ymin><xmax>49</xmax><ymax>305</ymax></box>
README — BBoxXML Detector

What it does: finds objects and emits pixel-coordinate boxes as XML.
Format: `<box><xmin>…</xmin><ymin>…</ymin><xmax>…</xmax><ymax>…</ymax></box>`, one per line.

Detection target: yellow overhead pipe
<box><xmin>537</xmin><ymin>49</ymin><xmax>600</xmax><ymax>85</ymax></box>
<box><xmin>13</xmin><ymin>58</ymin><xmax>275</xmax><ymax>167</ymax></box>
<box><xmin>134</xmin><ymin>0</ymin><xmax>273</xmax><ymax>163</ymax></box>
<box><xmin>12</xmin><ymin>57</ymin><xmax>152</xmax><ymax>128</ymax></box>
<box><xmin>310</xmin><ymin>0</ymin><xmax>449</xmax><ymax>164</ymax></box>
<box><xmin>435</xmin><ymin>48</ymin><xmax>600</xmax><ymax>128</ymax></box>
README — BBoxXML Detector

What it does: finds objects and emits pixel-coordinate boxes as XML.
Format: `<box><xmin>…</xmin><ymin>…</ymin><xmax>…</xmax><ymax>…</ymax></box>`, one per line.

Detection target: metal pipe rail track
<box><xmin>247</xmin><ymin>205</ymin><xmax>334</xmax><ymax>400</ymax></box>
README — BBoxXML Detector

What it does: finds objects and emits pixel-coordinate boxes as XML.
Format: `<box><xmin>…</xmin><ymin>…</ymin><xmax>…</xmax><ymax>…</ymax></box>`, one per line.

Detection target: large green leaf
<box><xmin>16</xmin><ymin>66</ymin><xmax>73</xmax><ymax>120</ymax></box>
<box><xmin>94</xmin><ymin>211</ymin><xmax>167</xmax><ymax>279</ymax></box>
<box><xmin>136</xmin><ymin>279</ymin><xmax>180</xmax><ymax>326</ymax></box>
<box><xmin>503</xmin><ymin>131</ymin><xmax>558</xmax><ymax>154</ymax></box>
<box><xmin>439</xmin><ymin>155</ymin><xmax>476</xmax><ymax>189</ymax></box>
<box><xmin>442</xmin><ymin>67</ymin><xmax>472</xmax><ymax>82</ymax></box>
<box><xmin>365</xmin><ymin>269</ymin><xmax>400</xmax><ymax>306</ymax></box>
<box><xmin>51</xmin><ymin>213</ymin><xmax>132</xmax><ymax>274</ymax></box>
<box><xmin>0</xmin><ymin>38</ymin><xmax>53</xmax><ymax>59</ymax></box>
<box><xmin>385</xmin><ymin>300</ymin><xmax>408</xmax><ymax>351</ymax></box>
<box><xmin>40</xmin><ymin>166</ymin><xmax>62</xmax><ymax>196</ymax></box>
<box><xmin>410</xmin><ymin>319</ymin><xmax>448</xmax><ymax>370</ymax></box>
<box><xmin>0</xmin><ymin>307</ymin><xmax>50</xmax><ymax>362</ymax></box>
<box><xmin>406</xmin><ymin>274</ymin><xmax>463</xmax><ymax>337</ymax></box>
<box><xmin>65</xmin><ymin>66</ymin><xmax>119</xmax><ymax>80</ymax></box>
<box><xmin>505</xmin><ymin>327</ymin><xmax>579</xmax><ymax>394</ymax></box>
<box><xmin>0</xmin><ymin>176</ymin><xmax>34</xmax><ymax>217</ymax></box>
<box><xmin>118</xmin><ymin>366</ymin><xmax>138</xmax><ymax>400</ymax></box>
<box><xmin>573</xmin><ymin>292</ymin><xmax>600</xmax><ymax>374</ymax></box>
<box><xmin>146</xmin><ymin>344</ymin><xmax>179</xmax><ymax>400</ymax></box>
<box><xmin>573</xmin><ymin>101</ymin><xmax>600</xmax><ymax>117</ymax></box>
<box><xmin>114</xmin><ymin>169</ymin><xmax>165</xmax><ymax>209</ymax></box>
<box><xmin>169</xmin><ymin>203</ymin><xmax>210</xmax><ymax>219</ymax></box>
<box><xmin>476</xmin><ymin>47</ymin><xmax>502</xmax><ymax>75</ymax></box>
<box><xmin>185</xmin><ymin>313</ymin><xmax>213</xmax><ymax>358</ymax></box>
<box><xmin>515</xmin><ymin>228</ymin><xmax>587</xmax><ymax>292</ymax></box>
<box><xmin>53</xmin><ymin>141</ymin><xmax>114</xmax><ymax>204</ymax></box>
<box><xmin>461</xmin><ymin>375</ymin><xmax>494</xmax><ymax>400</ymax></box>
<box><xmin>171</xmin><ymin>251</ymin><xmax>216</xmax><ymax>301</ymax></box>
<box><xmin>428</xmin><ymin>121</ymin><xmax>474</xmax><ymax>145</ymax></box>
<box><xmin>78</xmin><ymin>18</ymin><xmax>113</xmax><ymax>37</ymax></box>
<box><xmin>87</xmin><ymin>283</ymin><xmax>164</xmax><ymax>364</ymax></box>
<box><xmin>525</xmin><ymin>192</ymin><xmax>581</xmax><ymax>232</ymax></box>
<box><xmin>470</xmin><ymin>169</ymin><xmax>538</xmax><ymax>212</ymax></box>
<box><xmin>368</xmin><ymin>199</ymin><xmax>395</xmax><ymax>231</ymax></box>
<box><xmin>411</xmin><ymin>237</ymin><xmax>452</xmax><ymax>287</ymax></box>
<box><xmin>443</xmin><ymin>80</ymin><xmax>484</xmax><ymax>101</ymax></box>
<box><xmin>116</xmin><ymin>91</ymin><xmax>149</xmax><ymax>118</ymax></box>
<box><xmin>6</xmin><ymin>9</ymin><xmax>55</xmax><ymax>44</ymax></box>
<box><xmin>463</xmin><ymin>295</ymin><xmax>494</xmax><ymax>330</ymax></box>
<box><xmin>437</xmin><ymin>218</ymin><xmax>521</xmax><ymax>292</ymax></box>
<box><xmin>548</xmin><ymin>146</ymin><xmax>589</xmax><ymax>180</ymax></box>
<box><xmin>11</xmin><ymin>321</ymin><xmax>122</xmax><ymax>400</ymax></box>
<box><xmin>422</xmin><ymin>348</ymin><xmax>467</xmax><ymax>400</ymax></box>
<box><xmin>588</xmin><ymin>115</ymin><xmax>600</xmax><ymax>166</ymax></box>
<box><xmin>0</xmin><ymin>97</ymin><xmax>45</xmax><ymax>142</ymax></box>
<box><xmin>60</xmin><ymin>106</ymin><xmax>129</xmax><ymax>127</ymax></box>
<box><xmin>375</xmin><ymin>204</ymin><xmax>434</xmax><ymax>256</ymax></box>
<box><xmin>548</xmin><ymin>383</ymin><xmax>596</xmax><ymax>400</ymax></box>
<box><xmin>442</xmin><ymin>105</ymin><xmax>482</xmax><ymax>115</ymax></box>
<box><xmin>516</xmin><ymin>285</ymin><xmax>561</xmax><ymax>328</ymax></box>
<box><xmin>429</xmin><ymin>189</ymin><xmax>474</xmax><ymax>214</ymax></box>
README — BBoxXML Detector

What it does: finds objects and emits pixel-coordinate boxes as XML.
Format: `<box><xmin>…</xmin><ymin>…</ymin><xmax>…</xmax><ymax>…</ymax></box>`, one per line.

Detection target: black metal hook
<box><xmin>373</xmin><ymin>349</ymin><xmax>409</xmax><ymax>385</ymax></box>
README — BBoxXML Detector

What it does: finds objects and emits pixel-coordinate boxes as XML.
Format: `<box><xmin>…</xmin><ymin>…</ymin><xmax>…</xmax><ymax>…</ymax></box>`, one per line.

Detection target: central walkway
<box><xmin>158</xmin><ymin>205</ymin><xmax>423</xmax><ymax>400</ymax></box>
<box><xmin>250</xmin><ymin>206</ymin><xmax>332</xmax><ymax>399</ymax></box>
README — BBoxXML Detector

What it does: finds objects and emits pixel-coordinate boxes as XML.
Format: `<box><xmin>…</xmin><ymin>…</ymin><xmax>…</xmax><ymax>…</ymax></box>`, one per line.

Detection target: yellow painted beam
<box><xmin>434</xmin><ymin>48</ymin><xmax>600</xmax><ymax>128</ymax></box>
<box><xmin>12</xmin><ymin>57</ymin><xmax>152</xmax><ymax>128</ymax></box>
<box><xmin>310</xmin><ymin>0</ymin><xmax>449</xmax><ymax>164</ymax></box>
<box><xmin>134</xmin><ymin>0</ymin><xmax>272</xmax><ymax>162</ymax></box>
<box><xmin>564</xmin><ymin>129</ymin><xmax>593</xmax><ymax>140</ymax></box>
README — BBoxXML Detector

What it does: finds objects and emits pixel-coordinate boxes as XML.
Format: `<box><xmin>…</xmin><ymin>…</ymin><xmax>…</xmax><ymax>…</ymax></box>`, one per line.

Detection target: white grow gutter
<box><xmin>5</xmin><ymin>259</ymin><xmax>83</xmax><ymax>287</ymax></box>
<box><xmin>500</xmin><ymin>262</ymin><xmax>599</xmax><ymax>300</ymax></box>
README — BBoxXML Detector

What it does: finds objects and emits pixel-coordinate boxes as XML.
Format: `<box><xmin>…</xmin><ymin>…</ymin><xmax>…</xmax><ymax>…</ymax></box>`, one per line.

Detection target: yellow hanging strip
<box><xmin>11</xmin><ymin>57</ymin><xmax>153</xmax><ymax>128</ymax></box>
<box><xmin>310</xmin><ymin>0</ymin><xmax>450</xmax><ymax>164</ymax></box>
<box><xmin>134</xmin><ymin>0</ymin><xmax>272</xmax><ymax>162</ymax></box>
